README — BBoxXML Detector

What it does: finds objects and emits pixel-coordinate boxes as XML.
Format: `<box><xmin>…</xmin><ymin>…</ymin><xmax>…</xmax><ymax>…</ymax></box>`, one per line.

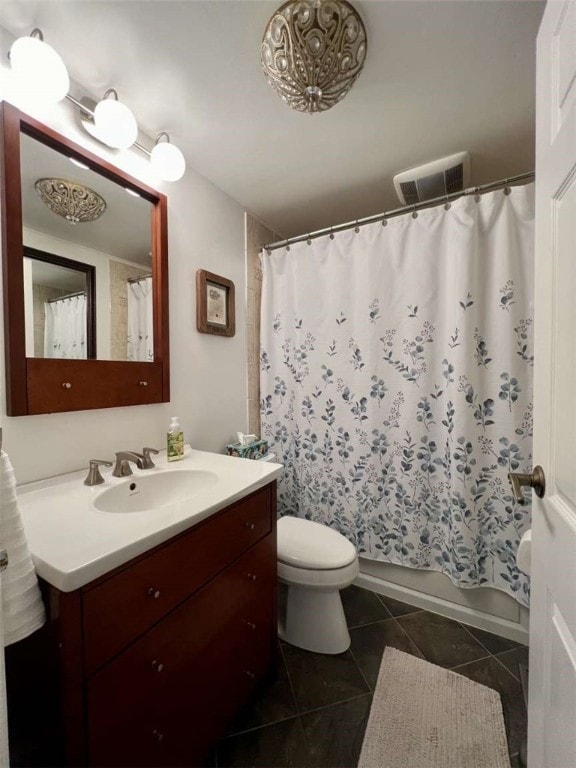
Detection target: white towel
<box><xmin>0</xmin><ymin>450</ymin><xmax>45</xmax><ymax>647</ymax></box>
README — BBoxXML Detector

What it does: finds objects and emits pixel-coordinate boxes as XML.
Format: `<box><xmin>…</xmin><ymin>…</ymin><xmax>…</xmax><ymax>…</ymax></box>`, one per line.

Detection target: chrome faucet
<box><xmin>112</xmin><ymin>452</ymin><xmax>145</xmax><ymax>477</ymax></box>
<box><xmin>84</xmin><ymin>459</ymin><xmax>113</xmax><ymax>486</ymax></box>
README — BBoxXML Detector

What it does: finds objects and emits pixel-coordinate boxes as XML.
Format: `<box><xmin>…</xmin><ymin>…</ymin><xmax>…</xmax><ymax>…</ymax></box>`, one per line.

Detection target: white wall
<box><xmin>22</xmin><ymin>257</ymin><xmax>34</xmax><ymax>356</ymax></box>
<box><xmin>0</xmin><ymin>29</ymin><xmax>249</xmax><ymax>484</ymax></box>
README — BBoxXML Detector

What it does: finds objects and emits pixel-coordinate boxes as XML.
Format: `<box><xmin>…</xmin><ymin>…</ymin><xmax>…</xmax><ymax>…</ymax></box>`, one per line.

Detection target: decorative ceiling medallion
<box><xmin>34</xmin><ymin>178</ymin><xmax>107</xmax><ymax>223</ymax></box>
<box><xmin>261</xmin><ymin>0</ymin><xmax>367</xmax><ymax>114</ymax></box>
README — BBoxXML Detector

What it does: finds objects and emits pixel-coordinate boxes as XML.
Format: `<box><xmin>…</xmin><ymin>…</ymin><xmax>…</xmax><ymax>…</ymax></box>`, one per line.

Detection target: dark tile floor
<box><xmin>217</xmin><ymin>585</ymin><xmax>528</xmax><ymax>767</ymax></box>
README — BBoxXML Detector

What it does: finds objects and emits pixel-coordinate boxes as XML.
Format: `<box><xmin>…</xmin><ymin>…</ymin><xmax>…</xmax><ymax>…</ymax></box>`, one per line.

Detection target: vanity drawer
<box><xmin>83</xmin><ymin>485</ymin><xmax>273</xmax><ymax>674</ymax></box>
<box><xmin>26</xmin><ymin>359</ymin><xmax>165</xmax><ymax>414</ymax></box>
<box><xmin>87</xmin><ymin>536</ymin><xmax>275</xmax><ymax>766</ymax></box>
<box><xmin>89</xmin><ymin>621</ymin><xmax>273</xmax><ymax>767</ymax></box>
<box><xmin>170</xmin><ymin>621</ymin><xmax>273</xmax><ymax>766</ymax></box>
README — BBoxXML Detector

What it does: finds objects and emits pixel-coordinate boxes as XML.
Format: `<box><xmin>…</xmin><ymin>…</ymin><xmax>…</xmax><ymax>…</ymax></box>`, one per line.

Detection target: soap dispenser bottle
<box><xmin>167</xmin><ymin>416</ymin><xmax>184</xmax><ymax>462</ymax></box>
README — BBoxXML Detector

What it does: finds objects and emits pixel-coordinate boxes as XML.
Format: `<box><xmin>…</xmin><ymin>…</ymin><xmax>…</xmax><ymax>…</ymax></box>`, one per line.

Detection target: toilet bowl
<box><xmin>277</xmin><ymin>516</ymin><xmax>359</xmax><ymax>654</ymax></box>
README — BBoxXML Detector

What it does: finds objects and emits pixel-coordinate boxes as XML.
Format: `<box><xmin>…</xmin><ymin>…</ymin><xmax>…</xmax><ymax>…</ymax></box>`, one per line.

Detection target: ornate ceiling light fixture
<box><xmin>34</xmin><ymin>178</ymin><xmax>107</xmax><ymax>224</ymax></box>
<box><xmin>261</xmin><ymin>0</ymin><xmax>367</xmax><ymax>114</ymax></box>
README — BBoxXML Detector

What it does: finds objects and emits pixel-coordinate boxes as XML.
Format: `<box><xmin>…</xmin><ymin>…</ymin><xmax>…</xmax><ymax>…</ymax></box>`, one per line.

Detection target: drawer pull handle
<box><xmin>244</xmin><ymin>522</ymin><xmax>256</xmax><ymax>530</ymax></box>
<box><xmin>152</xmin><ymin>729</ymin><xmax>164</xmax><ymax>743</ymax></box>
<box><xmin>147</xmin><ymin>587</ymin><xmax>161</xmax><ymax>599</ymax></box>
<box><xmin>152</xmin><ymin>660</ymin><xmax>164</xmax><ymax>672</ymax></box>
<box><xmin>139</xmin><ymin>381</ymin><xmax>148</xmax><ymax>387</ymax></box>
<box><xmin>62</xmin><ymin>382</ymin><xmax>72</xmax><ymax>389</ymax></box>
<box><xmin>245</xmin><ymin>621</ymin><xmax>257</xmax><ymax>630</ymax></box>
<box><xmin>247</xmin><ymin>573</ymin><xmax>257</xmax><ymax>582</ymax></box>
<box><xmin>245</xmin><ymin>670</ymin><xmax>255</xmax><ymax>679</ymax></box>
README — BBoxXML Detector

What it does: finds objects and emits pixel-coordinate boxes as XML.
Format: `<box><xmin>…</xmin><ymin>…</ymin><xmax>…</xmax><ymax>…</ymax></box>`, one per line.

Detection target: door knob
<box><xmin>508</xmin><ymin>466</ymin><xmax>546</xmax><ymax>505</ymax></box>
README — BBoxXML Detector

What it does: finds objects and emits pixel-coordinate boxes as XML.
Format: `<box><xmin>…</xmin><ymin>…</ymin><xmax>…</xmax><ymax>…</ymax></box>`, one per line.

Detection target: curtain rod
<box><xmin>47</xmin><ymin>290</ymin><xmax>86</xmax><ymax>303</ymax></box>
<box><xmin>128</xmin><ymin>273</ymin><xmax>153</xmax><ymax>284</ymax></box>
<box><xmin>264</xmin><ymin>171</ymin><xmax>535</xmax><ymax>252</ymax></box>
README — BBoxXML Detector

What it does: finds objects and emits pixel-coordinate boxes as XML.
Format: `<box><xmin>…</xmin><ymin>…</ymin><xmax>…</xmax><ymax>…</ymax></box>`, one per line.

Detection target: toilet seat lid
<box><xmin>277</xmin><ymin>516</ymin><xmax>357</xmax><ymax>570</ymax></box>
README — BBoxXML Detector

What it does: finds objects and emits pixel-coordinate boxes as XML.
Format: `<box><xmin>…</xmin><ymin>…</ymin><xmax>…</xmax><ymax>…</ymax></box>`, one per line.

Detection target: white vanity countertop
<box><xmin>17</xmin><ymin>449</ymin><xmax>283</xmax><ymax>593</ymax></box>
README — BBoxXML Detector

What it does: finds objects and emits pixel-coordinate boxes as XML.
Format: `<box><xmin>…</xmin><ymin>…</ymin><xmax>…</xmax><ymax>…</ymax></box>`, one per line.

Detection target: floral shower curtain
<box><xmin>127</xmin><ymin>277</ymin><xmax>153</xmax><ymax>362</ymax></box>
<box><xmin>261</xmin><ymin>185</ymin><xmax>534</xmax><ymax>605</ymax></box>
<box><xmin>44</xmin><ymin>293</ymin><xmax>87</xmax><ymax>358</ymax></box>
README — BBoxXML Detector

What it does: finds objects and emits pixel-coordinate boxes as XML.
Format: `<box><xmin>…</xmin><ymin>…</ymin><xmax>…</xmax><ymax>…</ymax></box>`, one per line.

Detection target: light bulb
<box><xmin>9</xmin><ymin>34</ymin><xmax>69</xmax><ymax>106</ymax></box>
<box><xmin>93</xmin><ymin>96</ymin><xmax>138</xmax><ymax>149</ymax></box>
<box><xmin>150</xmin><ymin>141</ymin><xmax>186</xmax><ymax>182</ymax></box>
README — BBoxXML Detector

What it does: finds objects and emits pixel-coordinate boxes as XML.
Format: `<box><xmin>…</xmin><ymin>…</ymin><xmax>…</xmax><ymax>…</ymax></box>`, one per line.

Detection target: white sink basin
<box><xmin>94</xmin><ymin>469</ymin><xmax>219</xmax><ymax>513</ymax></box>
<box><xmin>17</xmin><ymin>448</ymin><xmax>283</xmax><ymax>592</ymax></box>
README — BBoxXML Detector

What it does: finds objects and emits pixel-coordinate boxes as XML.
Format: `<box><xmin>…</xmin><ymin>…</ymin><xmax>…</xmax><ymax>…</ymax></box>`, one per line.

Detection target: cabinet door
<box><xmin>88</xmin><ymin>535</ymin><xmax>275</xmax><ymax>767</ymax></box>
<box><xmin>161</xmin><ymin>614</ymin><xmax>273</xmax><ymax>767</ymax></box>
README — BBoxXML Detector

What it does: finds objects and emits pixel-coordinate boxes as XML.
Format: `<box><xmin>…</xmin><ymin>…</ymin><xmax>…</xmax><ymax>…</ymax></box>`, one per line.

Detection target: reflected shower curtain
<box><xmin>44</xmin><ymin>293</ymin><xmax>87</xmax><ymax>358</ymax></box>
<box><xmin>261</xmin><ymin>185</ymin><xmax>534</xmax><ymax>605</ymax></box>
<box><xmin>127</xmin><ymin>277</ymin><xmax>153</xmax><ymax>362</ymax></box>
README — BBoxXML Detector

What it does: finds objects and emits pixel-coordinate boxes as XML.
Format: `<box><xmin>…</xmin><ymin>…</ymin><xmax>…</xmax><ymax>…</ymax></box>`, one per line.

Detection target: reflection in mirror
<box><xmin>126</xmin><ymin>273</ymin><xmax>153</xmax><ymax>362</ymax></box>
<box><xmin>24</xmin><ymin>247</ymin><xmax>95</xmax><ymax>359</ymax></box>
<box><xmin>20</xmin><ymin>133</ymin><xmax>154</xmax><ymax>362</ymax></box>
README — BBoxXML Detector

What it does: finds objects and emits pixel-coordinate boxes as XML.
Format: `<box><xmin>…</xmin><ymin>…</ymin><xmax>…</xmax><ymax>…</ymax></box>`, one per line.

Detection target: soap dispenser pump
<box><xmin>167</xmin><ymin>416</ymin><xmax>184</xmax><ymax>462</ymax></box>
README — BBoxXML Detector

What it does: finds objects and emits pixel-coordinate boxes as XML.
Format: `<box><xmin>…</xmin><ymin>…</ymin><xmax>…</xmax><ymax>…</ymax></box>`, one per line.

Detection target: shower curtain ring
<box><xmin>329</xmin><ymin>227</ymin><xmax>334</xmax><ymax>240</ymax></box>
<box><xmin>474</xmin><ymin>187</ymin><xmax>481</xmax><ymax>203</ymax></box>
<box><xmin>444</xmin><ymin>195</ymin><xmax>451</xmax><ymax>211</ymax></box>
<box><xmin>354</xmin><ymin>220</ymin><xmax>360</xmax><ymax>233</ymax></box>
<box><xmin>503</xmin><ymin>178</ymin><xmax>511</xmax><ymax>196</ymax></box>
<box><xmin>285</xmin><ymin>239</ymin><xmax>291</xmax><ymax>252</ymax></box>
<box><xmin>411</xmin><ymin>206</ymin><xmax>418</xmax><ymax>219</ymax></box>
<box><xmin>381</xmin><ymin>215</ymin><xmax>387</xmax><ymax>227</ymax></box>
<box><xmin>306</xmin><ymin>234</ymin><xmax>312</xmax><ymax>245</ymax></box>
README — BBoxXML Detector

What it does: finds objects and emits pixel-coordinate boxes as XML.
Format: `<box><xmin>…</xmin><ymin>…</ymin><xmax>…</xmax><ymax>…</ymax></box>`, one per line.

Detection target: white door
<box><xmin>528</xmin><ymin>1</ymin><xmax>576</xmax><ymax>766</ymax></box>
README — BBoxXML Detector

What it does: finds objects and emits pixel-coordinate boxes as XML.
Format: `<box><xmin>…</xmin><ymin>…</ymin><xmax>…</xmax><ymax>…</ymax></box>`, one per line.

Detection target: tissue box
<box><xmin>226</xmin><ymin>439</ymin><xmax>269</xmax><ymax>460</ymax></box>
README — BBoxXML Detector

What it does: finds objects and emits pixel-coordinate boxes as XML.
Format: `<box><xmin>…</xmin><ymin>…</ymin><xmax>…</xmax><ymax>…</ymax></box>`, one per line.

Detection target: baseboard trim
<box><xmin>355</xmin><ymin>572</ymin><xmax>529</xmax><ymax>646</ymax></box>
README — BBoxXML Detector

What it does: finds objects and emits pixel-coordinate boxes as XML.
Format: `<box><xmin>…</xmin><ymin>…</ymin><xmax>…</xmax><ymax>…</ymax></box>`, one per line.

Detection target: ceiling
<box><xmin>0</xmin><ymin>1</ymin><xmax>546</xmax><ymax>239</ymax></box>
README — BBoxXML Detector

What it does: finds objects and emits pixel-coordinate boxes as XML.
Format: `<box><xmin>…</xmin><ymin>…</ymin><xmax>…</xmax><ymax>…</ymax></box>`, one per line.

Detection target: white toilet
<box><xmin>277</xmin><ymin>516</ymin><xmax>359</xmax><ymax>654</ymax></box>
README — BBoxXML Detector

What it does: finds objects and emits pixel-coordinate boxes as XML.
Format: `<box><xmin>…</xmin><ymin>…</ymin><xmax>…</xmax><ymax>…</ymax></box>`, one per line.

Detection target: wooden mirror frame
<box><xmin>0</xmin><ymin>102</ymin><xmax>169</xmax><ymax>415</ymax></box>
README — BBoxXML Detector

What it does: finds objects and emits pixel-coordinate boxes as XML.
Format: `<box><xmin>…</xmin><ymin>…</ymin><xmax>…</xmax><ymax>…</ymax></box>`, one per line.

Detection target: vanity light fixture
<box><xmin>9</xmin><ymin>28</ymin><xmax>69</xmax><ymax>106</ymax></box>
<box><xmin>34</xmin><ymin>178</ymin><xmax>107</xmax><ymax>224</ymax></box>
<box><xmin>150</xmin><ymin>132</ymin><xmax>186</xmax><ymax>182</ymax></box>
<box><xmin>8</xmin><ymin>28</ymin><xmax>187</xmax><ymax>181</ymax></box>
<box><xmin>73</xmin><ymin>93</ymin><xmax>187</xmax><ymax>179</ymax></box>
<box><xmin>261</xmin><ymin>0</ymin><xmax>367</xmax><ymax>113</ymax></box>
<box><xmin>90</xmin><ymin>89</ymin><xmax>138</xmax><ymax>150</ymax></box>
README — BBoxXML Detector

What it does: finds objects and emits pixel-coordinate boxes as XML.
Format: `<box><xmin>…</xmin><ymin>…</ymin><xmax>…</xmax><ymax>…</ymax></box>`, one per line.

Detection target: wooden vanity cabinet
<box><xmin>42</xmin><ymin>482</ymin><xmax>277</xmax><ymax>767</ymax></box>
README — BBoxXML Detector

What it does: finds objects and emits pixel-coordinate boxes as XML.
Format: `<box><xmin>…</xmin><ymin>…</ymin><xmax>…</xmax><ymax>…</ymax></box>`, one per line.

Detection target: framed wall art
<box><xmin>196</xmin><ymin>269</ymin><xmax>235</xmax><ymax>337</ymax></box>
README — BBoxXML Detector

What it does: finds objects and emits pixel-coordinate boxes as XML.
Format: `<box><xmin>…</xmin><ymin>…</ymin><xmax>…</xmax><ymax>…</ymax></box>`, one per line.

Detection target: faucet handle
<box><xmin>142</xmin><ymin>447</ymin><xmax>160</xmax><ymax>469</ymax></box>
<box><xmin>84</xmin><ymin>459</ymin><xmax>113</xmax><ymax>486</ymax></box>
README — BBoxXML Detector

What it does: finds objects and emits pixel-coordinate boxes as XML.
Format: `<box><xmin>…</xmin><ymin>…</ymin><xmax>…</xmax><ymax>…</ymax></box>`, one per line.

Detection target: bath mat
<box><xmin>358</xmin><ymin>647</ymin><xmax>511</xmax><ymax>768</ymax></box>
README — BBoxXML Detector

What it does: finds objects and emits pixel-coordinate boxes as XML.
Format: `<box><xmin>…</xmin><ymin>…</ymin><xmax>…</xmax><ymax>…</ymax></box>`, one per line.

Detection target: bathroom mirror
<box><xmin>20</xmin><ymin>133</ymin><xmax>154</xmax><ymax>363</ymax></box>
<box><xmin>0</xmin><ymin>102</ymin><xmax>169</xmax><ymax>415</ymax></box>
